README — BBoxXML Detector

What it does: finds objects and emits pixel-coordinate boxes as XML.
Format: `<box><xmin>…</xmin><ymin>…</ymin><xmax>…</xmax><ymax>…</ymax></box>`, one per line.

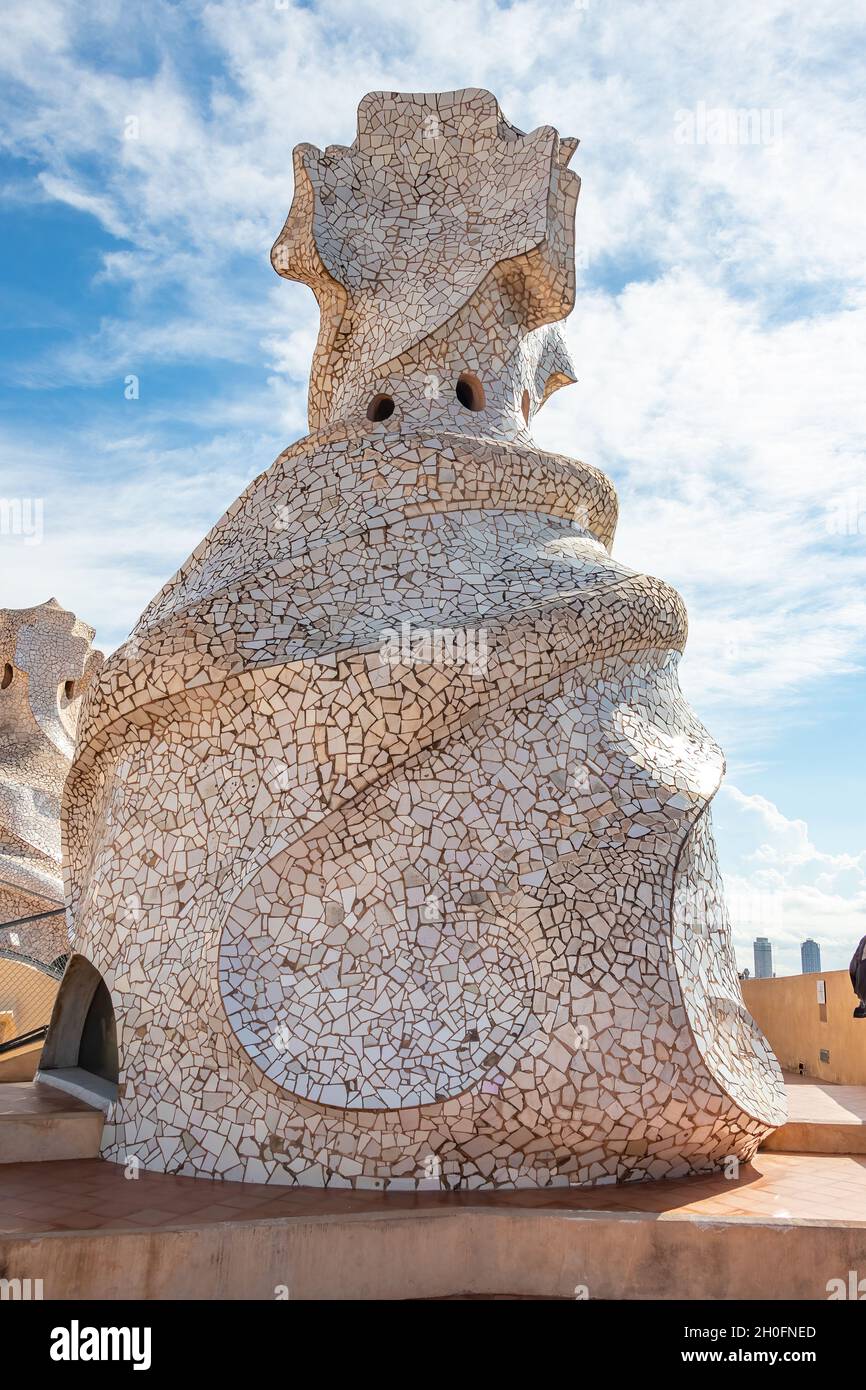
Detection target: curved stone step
<box><xmin>761</xmin><ymin>1076</ymin><xmax>866</xmax><ymax>1154</ymax></box>
<box><xmin>0</xmin><ymin>1081</ymin><xmax>103</xmax><ymax>1163</ymax></box>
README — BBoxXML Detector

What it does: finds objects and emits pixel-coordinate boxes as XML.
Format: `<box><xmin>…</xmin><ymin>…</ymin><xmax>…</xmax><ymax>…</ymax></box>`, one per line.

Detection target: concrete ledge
<box><xmin>36</xmin><ymin>1067</ymin><xmax>117</xmax><ymax>1112</ymax></box>
<box><xmin>0</xmin><ymin>1112</ymin><xmax>103</xmax><ymax>1163</ymax></box>
<box><xmin>762</xmin><ymin>1077</ymin><xmax>866</xmax><ymax>1154</ymax></box>
<box><xmin>3</xmin><ymin>1206</ymin><xmax>866</xmax><ymax>1300</ymax></box>
<box><xmin>763</xmin><ymin>1122</ymin><xmax>866</xmax><ymax>1154</ymax></box>
<box><xmin>0</xmin><ymin>1082</ymin><xmax>103</xmax><ymax>1163</ymax></box>
<box><xmin>0</xmin><ymin>1039</ymin><xmax>43</xmax><ymax>1083</ymax></box>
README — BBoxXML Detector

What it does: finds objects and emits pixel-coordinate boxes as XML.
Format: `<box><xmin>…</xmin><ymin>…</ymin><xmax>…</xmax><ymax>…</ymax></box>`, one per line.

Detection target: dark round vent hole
<box><xmin>367</xmin><ymin>393</ymin><xmax>395</xmax><ymax>422</ymax></box>
<box><xmin>1</xmin><ymin>663</ymin><xmax>12</xmax><ymax>690</ymax></box>
<box><xmin>455</xmin><ymin>372</ymin><xmax>485</xmax><ymax>412</ymax></box>
<box><xmin>64</xmin><ymin>680</ymin><xmax>76</xmax><ymax>700</ymax></box>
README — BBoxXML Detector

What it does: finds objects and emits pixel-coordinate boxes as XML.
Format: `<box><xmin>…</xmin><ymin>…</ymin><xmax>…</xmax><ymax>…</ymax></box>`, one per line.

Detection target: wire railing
<box><xmin>0</xmin><ymin>907</ymin><xmax>68</xmax><ymax>1053</ymax></box>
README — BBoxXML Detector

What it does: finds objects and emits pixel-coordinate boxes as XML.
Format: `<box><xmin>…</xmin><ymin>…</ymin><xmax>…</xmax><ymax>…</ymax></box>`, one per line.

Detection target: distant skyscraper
<box><xmin>801</xmin><ymin>939</ymin><xmax>821</xmax><ymax>974</ymax></box>
<box><xmin>754</xmin><ymin>937</ymin><xmax>774</xmax><ymax>979</ymax></box>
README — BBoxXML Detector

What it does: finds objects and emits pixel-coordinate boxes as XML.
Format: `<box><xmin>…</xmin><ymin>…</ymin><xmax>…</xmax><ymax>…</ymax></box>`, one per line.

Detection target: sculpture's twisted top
<box><xmin>271</xmin><ymin>88</ymin><xmax>580</xmax><ymax>431</ymax></box>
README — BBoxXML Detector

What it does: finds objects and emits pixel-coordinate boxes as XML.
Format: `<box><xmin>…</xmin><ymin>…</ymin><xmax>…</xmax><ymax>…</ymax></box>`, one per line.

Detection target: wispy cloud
<box><xmin>721</xmin><ymin>785</ymin><xmax>866</xmax><ymax>974</ymax></box>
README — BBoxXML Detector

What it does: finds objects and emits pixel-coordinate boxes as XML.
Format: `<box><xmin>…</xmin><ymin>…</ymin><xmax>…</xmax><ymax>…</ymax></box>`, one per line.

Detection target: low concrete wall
<box><xmin>742</xmin><ymin>970</ymin><xmax>866</xmax><ymax>1085</ymax></box>
<box><xmin>2</xmin><ymin>1208</ymin><xmax>865</xmax><ymax>1300</ymax></box>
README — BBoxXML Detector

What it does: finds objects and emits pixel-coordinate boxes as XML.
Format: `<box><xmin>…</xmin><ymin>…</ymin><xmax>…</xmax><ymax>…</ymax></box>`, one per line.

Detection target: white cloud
<box><xmin>534</xmin><ymin>272</ymin><xmax>866</xmax><ymax>728</ymax></box>
<box><xmin>0</xmin><ymin>425</ymin><xmax>276</xmax><ymax>649</ymax></box>
<box><xmin>720</xmin><ymin>785</ymin><xmax>866</xmax><ymax>975</ymax></box>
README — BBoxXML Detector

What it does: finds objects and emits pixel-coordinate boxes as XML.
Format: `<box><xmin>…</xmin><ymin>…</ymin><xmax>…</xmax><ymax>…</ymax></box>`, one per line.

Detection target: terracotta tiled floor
<box><xmin>1</xmin><ymin>1076</ymin><xmax>865</xmax><ymax>1237</ymax></box>
<box><xmin>0</xmin><ymin>1150</ymin><xmax>864</xmax><ymax>1236</ymax></box>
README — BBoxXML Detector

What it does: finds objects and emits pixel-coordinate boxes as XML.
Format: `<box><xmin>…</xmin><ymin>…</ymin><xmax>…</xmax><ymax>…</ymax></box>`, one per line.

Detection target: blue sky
<box><xmin>1</xmin><ymin>0</ymin><xmax>864</xmax><ymax>974</ymax></box>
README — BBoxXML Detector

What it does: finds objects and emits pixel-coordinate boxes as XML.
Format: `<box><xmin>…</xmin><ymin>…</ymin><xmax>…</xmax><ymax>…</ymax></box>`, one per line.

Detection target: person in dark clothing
<box><xmin>849</xmin><ymin>934</ymin><xmax>866</xmax><ymax>1018</ymax></box>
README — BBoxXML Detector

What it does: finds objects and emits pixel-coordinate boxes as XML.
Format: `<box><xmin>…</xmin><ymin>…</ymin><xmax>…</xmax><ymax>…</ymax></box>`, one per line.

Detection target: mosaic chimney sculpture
<box><xmin>55</xmin><ymin>89</ymin><xmax>785</xmax><ymax>1186</ymax></box>
<box><xmin>0</xmin><ymin>600</ymin><xmax>102</xmax><ymax>926</ymax></box>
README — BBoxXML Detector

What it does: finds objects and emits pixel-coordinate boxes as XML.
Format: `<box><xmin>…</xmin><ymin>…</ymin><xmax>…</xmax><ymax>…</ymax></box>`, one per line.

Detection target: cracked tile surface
<box><xmin>55</xmin><ymin>88</ymin><xmax>785</xmax><ymax>1190</ymax></box>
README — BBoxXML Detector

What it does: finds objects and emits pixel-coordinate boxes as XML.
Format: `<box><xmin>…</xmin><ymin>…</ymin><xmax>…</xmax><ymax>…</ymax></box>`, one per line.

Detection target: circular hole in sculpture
<box><xmin>521</xmin><ymin>389</ymin><xmax>531</xmax><ymax>424</ymax></box>
<box><xmin>1</xmin><ymin>663</ymin><xmax>12</xmax><ymax>690</ymax></box>
<box><xmin>64</xmin><ymin>679</ymin><xmax>76</xmax><ymax>700</ymax></box>
<box><xmin>455</xmin><ymin>372</ymin><xmax>485</xmax><ymax>412</ymax></box>
<box><xmin>366</xmin><ymin>393</ymin><xmax>395</xmax><ymax>423</ymax></box>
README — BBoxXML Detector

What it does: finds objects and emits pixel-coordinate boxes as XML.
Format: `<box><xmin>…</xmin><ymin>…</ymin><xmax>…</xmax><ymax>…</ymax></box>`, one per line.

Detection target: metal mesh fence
<box><xmin>0</xmin><ymin>908</ymin><xmax>68</xmax><ymax>1048</ymax></box>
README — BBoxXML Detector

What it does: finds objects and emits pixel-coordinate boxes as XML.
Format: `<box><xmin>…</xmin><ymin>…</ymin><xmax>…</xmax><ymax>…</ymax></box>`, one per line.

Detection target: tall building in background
<box><xmin>754</xmin><ymin>937</ymin><xmax>774</xmax><ymax>979</ymax></box>
<box><xmin>801</xmin><ymin>939</ymin><xmax>821</xmax><ymax>974</ymax></box>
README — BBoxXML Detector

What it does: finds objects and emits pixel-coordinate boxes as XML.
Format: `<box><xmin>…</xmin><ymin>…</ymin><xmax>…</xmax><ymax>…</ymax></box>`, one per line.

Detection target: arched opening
<box><xmin>38</xmin><ymin>954</ymin><xmax>118</xmax><ymax>1107</ymax></box>
<box><xmin>1</xmin><ymin>663</ymin><xmax>12</xmax><ymax>690</ymax></box>
<box><xmin>366</xmin><ymin>393</ymin><xmax>395</xmax><ymax>422</ymax></box>
<box><xmin>455</xmin><ymin>372</ymin><xmax>485</xmax><ymax>412</ymax></box>
<box><xmin>521</xmin><ymin>389</ymin><xmax>531</xmax><ymax>425</ymax></box>
<box><xmin>63</xmin><ymin>679</ymin><xmax>76</xmax><ymax>701</ymax></box>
